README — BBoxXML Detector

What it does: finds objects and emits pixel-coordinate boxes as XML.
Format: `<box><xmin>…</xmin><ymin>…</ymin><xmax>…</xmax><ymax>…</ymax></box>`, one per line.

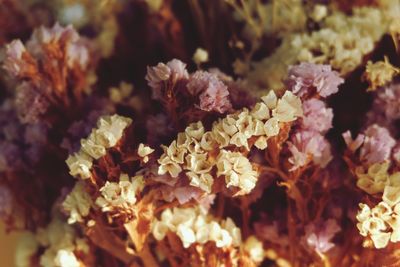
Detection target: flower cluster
<box><xmin>4</xmin><ymin>23</ymin><xmax>94</xmax><ymax>123</ymax></box>
<box><xmin>95</xmin><ymin>173</ymin><xmax>144</xmax><ymax>213</ymax></box>
<box><xmin>158</xmin><ymin>90</ymin><xmax>302</xmax><ymax>194</ymax></box>
<box><xmin>357</xmin><ymin>201</ymin><xmax>400</xmax><ymax>248</ymax></box>
<box><xmin>245</xmin><ymin>3</ymin><xmax>396</xmax><ymax>90</ymax></box>
<box><xmin>286</xmin><ymin>62</ymin><xmax>343</xmax><ymax>170</ymax></box>
<box><xmin>15</xmin><ymin>216</ymin><xmax>89</xmax><ymax>267</ymax></box>
<box><xmin>2</xmin><ymin>2</ymin><xmax>400</xmax><ymax>266</ymax></box>
<box><xmin>66</xmin><ymin>114</ymin><xmax>132</xmax><ymax>179</ymax></box>
<box><xmin>152</xmin><ymin>206</ymin><xmax>242</xmax><ymax>249</ymax></box>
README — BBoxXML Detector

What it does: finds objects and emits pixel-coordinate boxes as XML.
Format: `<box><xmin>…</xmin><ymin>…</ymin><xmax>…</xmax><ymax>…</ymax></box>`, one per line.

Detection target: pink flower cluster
<box><xmin>146</xmin><ymin>59</ymin><xmax>232</xmax><ymax>113</ymax></box>
<box><xmin>285</xmin><ymin>62</ymin><xmax>344</xmax><ymax>98</ymax></box>
<box><xmin>287</xmin><ymin>63</ymin><xmax>342</xmax><ymax>170</ymax></box>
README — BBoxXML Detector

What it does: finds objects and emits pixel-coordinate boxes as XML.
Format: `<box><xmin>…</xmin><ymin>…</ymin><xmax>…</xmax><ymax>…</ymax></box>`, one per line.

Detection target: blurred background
<box><xmin>0</xmin><ymin>222</ymin><xmax>19</xmax><ymax>266</ymax></box>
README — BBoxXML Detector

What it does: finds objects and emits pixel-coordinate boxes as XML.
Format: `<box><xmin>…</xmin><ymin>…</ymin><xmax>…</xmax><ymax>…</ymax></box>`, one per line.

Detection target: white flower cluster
<box><xmin>157</xmin><ymin>91</ymin><xmax>302</xmax><ymax>194</ymax></box>
<box><xmin>247</xmin><ymin>4</ymin><xmax>396</xmax><ymax>90</ymax></box>
<box><xmin>152</xmin><ymin>207</ymin><xmax>242</xmax><ymax>249</ymax></box>
<box><xmin>15</xmin><ymin>216</ymin><xmax>89</xmax><ymax>267</ymax></box>
<box><xmin>62</xmin><ymin>182</ymin><xmax>92</xmax><ymax>224</ymax></box>
<box><xmin>356</xmin><ymin>161</ymin><xmax>400</xmax><ymax>248</ymax></box>
<box><xmin>95</xmin><ymin>173</ymin><xmax>144</xmax><ymax>212</ymax></box>
<box><xmin>357</xmin><ymin>201</ymin><xmax>400</xmax><ymax>249</ymax></box>
<box><xmin>66</xmin><ymin>114</ymin><xmax>132</xmax><ymax>179</ymax></box>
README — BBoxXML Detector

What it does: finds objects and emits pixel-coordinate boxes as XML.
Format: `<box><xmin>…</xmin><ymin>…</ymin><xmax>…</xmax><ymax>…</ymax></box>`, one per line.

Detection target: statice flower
<box><xmin>304</xmin><ymin>219</ymin><xmax>341</xmax><ymax>254</ymax></box>
<box><xmin>3</xmin><ymin>23</ymin><xmax>93</xmax><ymax>124</ymax></box>
<box><xmin>288</xmin><ymin>130</ymin><xmax>332</xmax><ymax>170</ymax></box>
<box><xmin>364</xmin><ymin>58</ymin><xmax>399</xmax><ymax>91</ymax></box>
<box><xmin>145</xmin><ymin>59</ymin><xmax>189</xmax><ymax>100</ymax></box>
<box><xmin>367</xmin><ymin>83</ymin><xmax>400</xmax><ymax>134</ymax></box>
<box><xmin>359</xmin><ymin>124</ymin><xmax>395</xmax><ymax>165</ymax></box>
<box><xmin>3</xmin><ymin>40</ymin><xmax>33</xmax><ymax>77</ymax></box>
<box><xmin>300</xmin><ymin>99</ymin><xmax>333</xmax><ymax>133</ymax></box>
<box><xmin>187</xmin><ymin>70</ymin><xmax>232</xmax><ymax>113</ymax></box>
<box><xmin>285</xmin><ymin>63</ymin><xmax>344</xmax><ymax>98</ymax></box>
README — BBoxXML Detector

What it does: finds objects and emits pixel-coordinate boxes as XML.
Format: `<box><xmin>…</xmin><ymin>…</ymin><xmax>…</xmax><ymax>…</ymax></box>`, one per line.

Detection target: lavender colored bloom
<box><xmin>367</xmin><ymin>83</ymin><xmax>400</xmax><ymax>134</ymax></box>
<box><xmin>187</xmin><ymin>71</ymin><xmax>232</xmax><ymax>113</ymax></box>
<box><xmin>300</xmin><ymin>99</ymin><xmax>333</xmax><ymax>133</ymax></box>
<box><xmin>146</xmin><ymin>113</ymin><xmax>175</xmax><ymax>146</ymax></box>
<box><xmin>360</xmin><ymin>124</ymin><xmax>395</xmax><ymax>165</ymax></box>
<box><xmin>285</xmin><ymin>63</ymin><xmax>344</xmax><ymax>98</ymax></box>
<box><xmin>3</xmin><ymin>40</ymin><xmax>28</xmax><ymax>77</ymax></box>
<box><xmin>288</xmin><ymin>130</ymin><xmax>332</xmax><ymax>171</ymax></box>
<box><xmin>145</xmin><ymin>59</ymin><xmax>189</xmax><ymax>100</ymax></box>
<box><xmin>14</xmin><ymin>82</ymin><xmax>49</xmax><ymax>124</ymax></box>
<box><xmin>304</xmin><ymin>219</ymin><xmax>341</xmax><ymax>254</ymax></box>
<box><xmin>342</xmin><ymin>131</ymin><xmax>365</xmax><ymax>153</ymax></box>
<box><xmin>26</xmin><ymin>23</ymin><xmax>90</xmax><ymax>69</ymax></box>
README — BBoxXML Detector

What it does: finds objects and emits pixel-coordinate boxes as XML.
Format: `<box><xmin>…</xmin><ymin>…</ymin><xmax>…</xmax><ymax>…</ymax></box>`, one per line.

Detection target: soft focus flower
<box><xmin>3</xmin><ymin>40</ymin><xmax>31</xmax><ymax>77</ymax></box>
<box><xmin>55</xmin><ymin>250</ymin><xmax>80</xmax><ymax>267</ymax></box>
<box><xmin>359</xmin><ymin>124</ymin><xmax>395</xmax><ymax>165</ymax></box>
<box><xmin>288</xmin><ymin>130</ymin><xmax>332</xmax><ymax>170</ymax></box>
<box><xmin>367</xmin><ymin>83</ymin><xmax>400</xmax><ymax>134</ymax></box>
<box><xmin>62</xmin><ymin>182</ymin><xmax>92</xmax><ymax>224</ymax></box>
<box><xmin>300</xmin><ymin>99</ymin><xmax>333</xmax><ymax>133</ymax></box>
<box><xmin>193</xmin><ymin>48</ymin><xmax>209</xmax><ymax>65</ymax></box>
<box><xmin>244</xmin><ymin>236</ymin><xmax>265</xmax><ymax>263</ymax></box>
<box><xmin>304</xmin><ymin>219</ymin><xmax>340</xmax><ymax>254</ymax></box>
<box><xmin>364</xmin><ymin>58</ymin><xmax>399</xmax><ymax>91</ymax></box>
<box><xmin>285</xmin><ymin>62</ymin><xmax>344</xmax><ymax>98</ymax></box>
<box><xmin>355</xmin><ymin>162</ymin><xmax>389</xmax><ymax>194</ymax></box>
<box><xmin>342</xmin><ymin>131</ymin><xmax>365</xmax><ymax>152</ymax></box>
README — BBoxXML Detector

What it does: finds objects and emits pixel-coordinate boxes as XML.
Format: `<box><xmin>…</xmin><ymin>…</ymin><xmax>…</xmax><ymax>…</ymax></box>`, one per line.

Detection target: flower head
<box><xmin>285</xmin><ymin>62</ymin><xmax>344</xmax><ymax>98</ymax></box>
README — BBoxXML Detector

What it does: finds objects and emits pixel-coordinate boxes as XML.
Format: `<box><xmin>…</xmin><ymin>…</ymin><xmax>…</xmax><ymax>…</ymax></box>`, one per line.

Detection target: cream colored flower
<box><xmin>251</xmin><ymin>102</ymin><xmax>270</xmax><ymax>120</ymax></box>
<box><xmin>364</xmin><ymin>57</ymin><xmax>399</xmax><ymax>91</ymax></box>
<box><xmin>355</xmin><ymin>162</ymin><xmax>390</xmax><ymax>194</ymax></box>
<box><xmin>63</xmin><ymin>182</ymin><xmax>92</xmax><ymax>224</ymax></box>
<box><xmin>187</xmin><ymin>172</ymin><xmax>213</xmax><ymax>193</ymax></box>
<box><xmin>264</xmin><ymin>118</ymin><xmax>280</xmax><ymax>137</ymax></box>
<box><xmin>193</xmin><ymin>48</ymin><xmax>209</xmax><ymax>65</ymax></box>
<box><xmin>261</xmin><ymin>91</ymin><xmax>277</xmax><ymax>109</ymax></box>
<box><xmin>80</xmin><ymin>137</ymin><xmax>106</xmax><ymax>159</ymax></box>
<box><xmin>185</xmin><ymin>121</ymin><xmax>205</xmax><ymax>141</ymax></box>
<box><xmin>95</xmin><ymin>174</ymin><xmax>144</xmax><ymax>212</ymax></box>
<box><xmin>66</xmin><ymin>151</ymin><xmax>93</xmax><ymax>179</ymax></box>
<box><xmin>137</xmin><ymin>143</ymin><xmax>154</xmax><ymax>163</ymax></box>
<box><xmin>272</xmin><ymin>91</ymin><xmax>303</xmax><ymax>122</ymax></box>
<box><xmin>383</xmin><ymin>185</ymin><xmax>400</xmax><ymax>207</ymax></box>
<box><xmin>244</xmin><ymin>236</ymin><xmax>265</xmax><ymax>263</ymax></box>
<box><xmin>55</xmin><ymin>249</ymin><xmax>80</xmax><ymax>267</ymax></box>
<box><xmin>216</xmin><ymin>150</ymin><xmax>258</xmax><ymax>193</ymax></box>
